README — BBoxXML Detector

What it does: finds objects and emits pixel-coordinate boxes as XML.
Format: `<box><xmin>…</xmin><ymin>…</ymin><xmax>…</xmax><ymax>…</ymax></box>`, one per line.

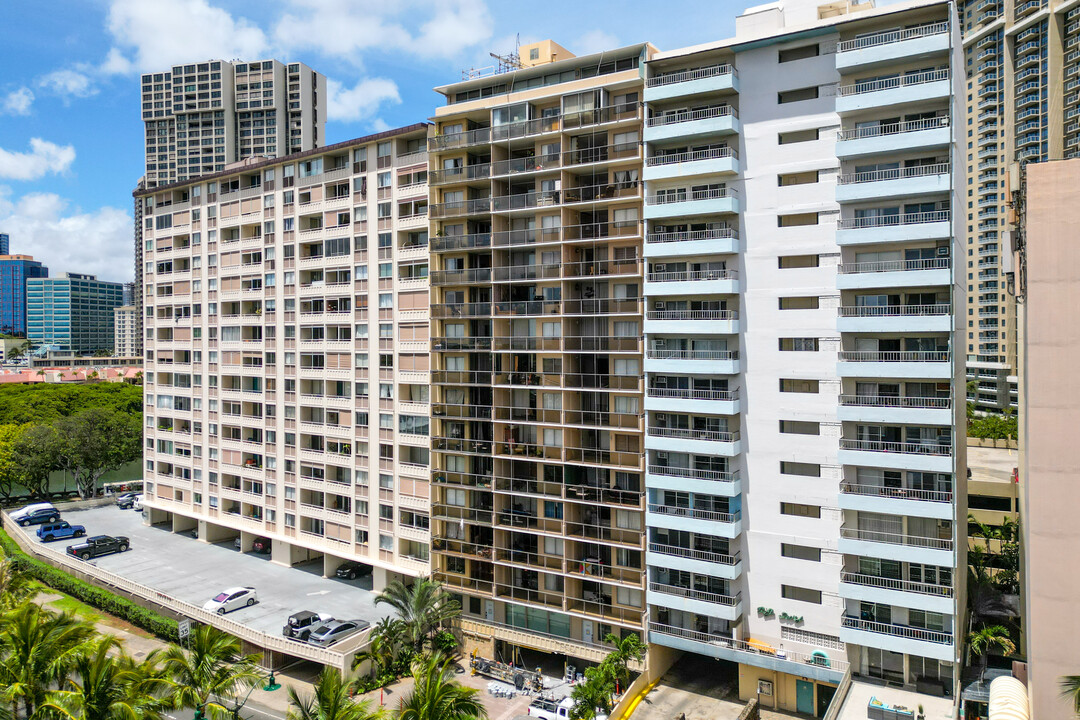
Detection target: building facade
<box><xmin>0</xmin><ymin>252</ymin><xmax>48</xmax><ymax>336</ymax></box>
<box><xmin>0</xmin><ymin>233</ymin><xmax>9</xmax><ymax>255</ymax></box>
<box><xmin>137</xmin><ymin>125</ymin><xmax>432</xmax><ymax>590</ymax></box>
<box><xmin>114</xmin><ymin>305</ymin><xmax>138</xmax><ymax>357</ymax></box>
<box><xmin>27</xmin><ymin>273</ymin><xmax>124</xmax><ymax>354</ymax></box>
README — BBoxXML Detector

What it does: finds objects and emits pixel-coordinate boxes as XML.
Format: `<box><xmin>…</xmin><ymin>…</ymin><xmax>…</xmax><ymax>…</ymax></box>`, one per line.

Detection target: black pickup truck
<box><xmin>67</xmin><ymin>535</ymin><xmax>130</xmax><ymax>560</ymax></box>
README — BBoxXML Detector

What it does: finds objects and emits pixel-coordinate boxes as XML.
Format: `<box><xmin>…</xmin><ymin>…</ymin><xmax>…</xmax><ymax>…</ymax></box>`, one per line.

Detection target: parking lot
<box><xmin>46</xmin><ymin>505</ymin><xmax>394</xmax><ymax>640</ymax></box>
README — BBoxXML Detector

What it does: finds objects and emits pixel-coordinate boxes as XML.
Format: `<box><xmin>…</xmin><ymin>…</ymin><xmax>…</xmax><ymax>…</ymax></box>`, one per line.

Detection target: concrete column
<box><xmin>270</xmin><ymin>538</ymin><xmax>291</xmax><ymax>566</ymax></box>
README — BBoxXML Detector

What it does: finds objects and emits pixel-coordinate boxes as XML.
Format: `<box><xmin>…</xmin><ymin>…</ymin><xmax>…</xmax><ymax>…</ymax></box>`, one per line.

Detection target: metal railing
<box><xmin>837</xmin><ymin>115</ymin><xmax>949</xmax><ymax>141</ymax></box>
<box><xmin>837</xmin><ymin>350</ymin><xmax>949</xmax><ymax>362</ymax></box>
<box><xmin>647</xmin><ymin>464</ymin><xmax>737</xmax><ymax>483</ymax></box>
<box><xmin>840</xmin><ymin>616</ymin><xmax>953</xmax><ymax>645</ymax></box>
<box><xmin>839</xmin><ymin>438</ymin><xmax>952</xmax><ymax>457</ymax></box>
<box><xmin>840</xmin><ymin>526</ymin><xmax>953</xmax><ymax>550</ymax></box>
<box><xmin>647</xmin><ymin>147</ymin><xmax>737</xmax><ymax>167</ymax></box>
<box><xmin>647</xmin><ymin>427</ymin><xmax>739</xmax><ymax>444</ymax></box>
<box><xmin>646</xmin><ymin>309</ymin><xmax>738</xmax><ymax>321</ymax></box>
<box><xmin>838</xmin><ymin>304</ymin><xmax>950</xmax><ymax>317</ymax></box>
<box><xmin>837</xmin><ymin>257</ymin><xmax>949</xmax><ymax>274</ymax></box>
<box><xmin>646</xmin><ymin>105</ymin><xmax>737</xmax><ymax>128</ymax></box>
<box><xmin>648</xmin><ymin>622</ymin><xmax>849</xmax><ymax>672</ymax></box>
<box><xmin>837</xmin><ymin>210</ymin><xmax>950</xmax><ymax>229</ymax></box>
<box><xmin>647</xmin><ymin>268</ymin><xmax>737</xmax><ymax>283</ymax></box>
<box><xmin>647</xmin><ymin>386</ymin><xmax>738</xmax><ymax>402</ymax></box>
<box><xmin>837</xmin><ymin>162</ymin><xmax>950</xmax><ymax>185</ymax></box>
<box><xmin>648</xmin><ymin>503</ymin><xmax>739</xmax><ymax>523</ymax></box>
<box><xmin>840</xmin><ymin>571</ymin><xmax>954</xmax><ymax>597</ymax></box>
<box><xmin>649</xmin><ymin>582</ymin><xmax>740</xmax><ymax>606</ymax></box>
<box><xmin>646</xmin><ymin>227</ymin><xmax>737</xmax><ymax>244</ymax></box>
<box><xmin>838</xmin><ymin>394</ymin><xmax>951</xmax><ymax>409</ymax></box>
<box><xmin>647</xmin><ymin>543</ymin><xmax>740</xmax><ymax>565</ymax></box>
<box><xmin>837</xmin><ymin>69</ymin><xmax>950</xmax><ymax>97</ymax></box>
<box><xmin>836</xmin><ymin>21</ymin><xmax>949</xmax><ymax>52</ymax></box>
<box><xmin>647</xmin><ymin>187</ymin><xmax>736</xmax><ymax>205</ymax></box>
<box><xmin>839</xmin><ymin>481</ymin><xmax>953</xmax><ymax>503</ymax></box>
<box><xmin>647</xmin><ymin>348</ymin><xmax>738</xmax><ymax>361</ymax></box>
<box><xmin>647</xmin><ymin>64</ymin><xmax>735</xmax><ymax>88</ymax></box>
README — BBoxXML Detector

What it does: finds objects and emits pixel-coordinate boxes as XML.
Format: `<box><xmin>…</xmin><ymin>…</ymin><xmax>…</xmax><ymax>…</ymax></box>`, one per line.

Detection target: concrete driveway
<box><xmin>52</xmin><ymin>505</ymin><xmax>394</xmax><ymax>639</ymax></box>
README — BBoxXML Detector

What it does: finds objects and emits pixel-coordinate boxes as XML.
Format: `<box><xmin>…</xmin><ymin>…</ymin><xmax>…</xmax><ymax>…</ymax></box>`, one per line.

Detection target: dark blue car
<box><xmin>14</xmin><ymin>507</ymin><xmax>60</xmax><ymax>527</ymax></box>
<box><xmin>37</xmin><ymin>521</ymin><xmax>86</xmax><ymax>542</ymax></box>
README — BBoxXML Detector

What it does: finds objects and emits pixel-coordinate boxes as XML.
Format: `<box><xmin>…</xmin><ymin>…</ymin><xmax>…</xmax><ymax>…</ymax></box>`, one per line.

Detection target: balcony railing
<box><xmin>839</xmin><ymin>481</ymin><xmax>953</xmax><ymax>503</ymax></box>
<box><xmin>646</xmin><ymin>105</ymin><xmax>737</xmax><ymax>128</ymax></box>
<box><xmin>646</xmin><ymin>228</ymin><xmax>737</xmax><ymax>244</ymax></box>
<box><xmin>649</xmin><ymin>582</ymin><xmax>740</xmax><ymax>607</ymax></box>
<box><xmin>839</xmin><ymin>438</ymin><xmax>952</xmax><ymax>457</ymax></box>
<box><xmin>647</xmin><ymin>268</ymin><xmax>737</xmax><ymax>283</ymax></box>
<box><xmin>836</xmin><ymin>21</ymin><xmax>949</xmax><ymax>53</ymax></box>
<box><xmin>840</xmin><ymin>527</ymin><xmax>953</xmax><ymax>551</ymax></box>
<box><xmin>837</xmin><ymin>210</ymin><xmax>949</xmax><ymax>230</ymax></box>
<box><xmin>647</xmin><ymin>349</ymin><xmax>738</xmax><ymax>361</ymax></box>
<box><xmin>837</xmin><ymin>115</ymin><xmax>949</xmax><ymax>141</ymax></box>
<box><xmin>647</xmin><ymin>147</ymin><xmax>738</xmax><ymax>167</ymax></box>
<box><xmin>838</xmin><ymin>304</ymin><xmax>950</xmax><ymax>317</ymax></box>
<box><xmin>647</xmin><ymin>64</ymin><xmax>735</xmax><ymax>88</ymax></box>
<box><xmin>646</xmin><ymin>309</ymin><xmax>738</xmax><ymax>321</ymax></box>
<box><xmin>647</xmin><ymin>387</ymin><xmax>738</xmax><ymax>402</ymax></box>
<box><xmin>647</xmin><ymin>427</ymin><xmax>739</xmax><ymax>444</ymax></box>
<box><xmin>838</xmin><ymin>257</ymin><xmax>950</xmax><ymax>274</ymax></box>
<box><xmin>646</xmin><ymin>187</ymin><xmax>736</xmax><ymax>205</ymax></box>
<box><xmin>649</xmin><ymin>623</ymin><xmax>849</xmax><ymax>671</ymax></box>
<box><xmin>837</xmin><ymin>69</ymin><xmax>949</xmax><ymax>97</ymax></box>
<box><xmin>647</xmin><ymin>543</ymin><xmax>740</xmax><ymax>566</ymax></box>
<box><xmin>837</xmin><ymin>163</ymin><xmax>950</xmax><ymax>186</ymax></box>
<box><xmin>838</xmin><ymin>394</ymin><xmax>951</xmax><ymax>410</ymax></box>
<box><xmin>841</xmin><ymin>616</ymin><xmax>953</xmax><ymax>645</ymax></box>
<box><xmin>837</xmin><ymin>350</ymin><xmax>949</xmax><ymax>363</ymax></box>
<box><xmin>648</xmin><ymin>503</ymin><xmax>739</xmax><ymax>523</ymax></box>
<box><xmin>840</xmin><ymin>571</ymin><xmax>953</xmax><ymax>597</ymax></box>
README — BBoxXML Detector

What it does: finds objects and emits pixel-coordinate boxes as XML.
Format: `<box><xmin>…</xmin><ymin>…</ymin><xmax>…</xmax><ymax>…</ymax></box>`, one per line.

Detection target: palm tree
<box><xmin>601</xmin><ymin>633</ymin><xmax>646</xmax><ymax>689</ymax></box>
<box><xmin>1059</xmin><ymin>675</ymin><xmax>1080</xmax><ymax>717</ymax></box>
<box><xmin>160</xmin><ymin>625</ymin><xmax>260</xmax><ymax>720</ymax></box>
<box><xmin>38</xmin><ymin>635</ymin><xmax>172</xmax><ymax>720</ymax></box>
<box><xmin>288</xmin><ymin>667</ymin><xmax>382</xmax><ymax>720</ymax></box>
<box><xmin>398</xmin><ymin>653</ymin><xmax>487</xmax><ymax>720</ymax></box>
<box><xmin>352</xmin><ymin>618</ymin><xmax>407</xmax><ymax>682</ymax></box>
<box><xmin>0</xmin><ymin>604</ymin><xmax>96</xmax><ymax>718</ymax></box>
<box><xmin>968</xmin><ymin>625</ymin><xmax>1016</xmax><ymax>681</ymax></box>
<box><xmin>569</xmin><ymin>665</ymin><xmax>616</xmax><ymax>720</ymax></box>
<box><xmin>0</xmin><ymin>551</ymin><xmax>32</xmax><ymax>609</ymax></box>
<box><xmin>374</xmin><ymin>577</ymin><xmax>460</xmax><ymax>652</ymax></box>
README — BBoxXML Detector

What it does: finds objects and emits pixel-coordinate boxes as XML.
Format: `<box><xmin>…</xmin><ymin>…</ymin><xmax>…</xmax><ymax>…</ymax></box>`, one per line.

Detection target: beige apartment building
<box><xmin>113</xmin><ymin>305</ymin><xmax>137</xmax><ymax>357</ymax></box>
<box><xmin>137</xmin><ymin>125</ymin><xmax>432</xmax><ymax>589</ymax></box>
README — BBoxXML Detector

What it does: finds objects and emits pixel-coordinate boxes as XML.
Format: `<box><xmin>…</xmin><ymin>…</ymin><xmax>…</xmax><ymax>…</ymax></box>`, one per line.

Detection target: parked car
<box><xmin>203</xmin><ymin>587</ymin><xmax>258</xmax><ymax>615</ymax></box>
<box><xmin>115</xmin><ymin>493</ymin><xmax>138</xmax><ymax>509</ymax></box>
<box><xmin>335</xmin><ymin>561</ymin><xmax>372</xmax><ymax>580</ymax></box>
<box><xmin>283</xmin><ymin>611</ymin><xmax>333</xmax><ymax>641</ymax></box>
<box><xmin>132</xmin><ymin>494</ymin><xmax>144</xmax><ymax>511</ymax></box>
<box><xmin>13</xmin><ymin>506</ymin><xmax>60</xmax><ymax>527</ymax></box>
<box><xmin>252</xmin><ymin>536</ymin><xmax>271</xmax><ymax>554</ymax></box>
<box><xmin>37</xmin><ymin>521</ymin><xmax>86</xmax><ymax>542</ymax></box>
<box><xmin>527</xmin><ymin>697</ymin><xmax>574</xmax><ymax>720</ymax></box>
<box><xmin>10</xmin><ymin>502</ymin><xmax>55</xmax><ymax>521</ymax></box>
<box><xmin>67</xmin><ymin>535</ymin><xmax>129</xmax><ymax>560</ymax></box>
<box><xmin>307</xmin><ymin>619</ymin><xmax>369</xmax><ymax>647</ymax></box>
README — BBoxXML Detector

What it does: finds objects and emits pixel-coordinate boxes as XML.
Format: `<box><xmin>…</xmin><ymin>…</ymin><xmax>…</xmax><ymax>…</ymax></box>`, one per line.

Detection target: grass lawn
<box><xmin>28</xmin><ymin>579</ymin><xmax>152</xmax><ymax>637</ymax></box>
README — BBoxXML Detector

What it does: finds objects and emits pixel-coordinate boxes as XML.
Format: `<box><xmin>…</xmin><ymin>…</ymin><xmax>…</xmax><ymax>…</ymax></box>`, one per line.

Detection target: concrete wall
<box><xmin>738</xmin><ymin>663</ymin><xmax>837</xmax><ymax>715</ymax></box>
<box><xmin>1020</xmin><ymin>158</ymin><xmax>1080</xmax><ymax>720</ymax></box>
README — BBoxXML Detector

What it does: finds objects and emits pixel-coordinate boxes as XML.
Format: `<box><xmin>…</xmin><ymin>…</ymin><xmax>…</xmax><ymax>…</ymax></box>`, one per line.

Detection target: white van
<box><xmin>527</xmin><ymin>697</ymin><xmax>573</xmax><ymax>720</ymax></box>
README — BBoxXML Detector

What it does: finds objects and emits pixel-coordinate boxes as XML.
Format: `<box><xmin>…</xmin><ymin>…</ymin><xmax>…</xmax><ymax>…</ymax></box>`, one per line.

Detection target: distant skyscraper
<box><xmin>0</xmin><ymin>233</ymin><xmax>9</xmax><ymax>255</ymax></box>
<box><xmin>27</xmin><ymin>273</ymin><xmax>124</xmax><ymax>354</ymax></box>
<box><xmin>0</xmin><ymin>249</ymin><xmax>48</xmax><ymax>337</ymax></box>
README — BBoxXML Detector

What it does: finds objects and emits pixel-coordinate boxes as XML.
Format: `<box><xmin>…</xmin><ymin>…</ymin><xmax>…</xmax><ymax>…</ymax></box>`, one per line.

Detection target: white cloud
<box><xmin>274</xmin><ymin>0</ymin><xmax>492</xmax><ymax>61</ymax></box>
<box><xmin>105</xmin><ymin>0</ymin><xmax>269</xmax><ymax>72</ymax></box>
<box><xmin>0</xmin><ymin>190</ymin><xmax>131</xmax><ymax>282</ymax></box>
<box><xmin>575</xmin><ymin>30</ymin><xmax>622</xmax><ymax>55</ymax></box>
<box><xmin>37</xmin><ymin>69</ymin><xmax>98</xmax><ymax>100</ymax></box>
<box><xmin>326</xmin><ymin>77</ymin><xmax>401</xmax><ymax>124</ymax></box>
<box><xmin>1</xmin><ymin>88</ymin><xmax>34</xmax><ymax>116</ymax></box>
<box><xmin>0</xmin><ymin>139</ymin><xmax>76</xmax><ymax>181</ymax></box>
<box><xmin>100</xmin><ymin>48</ymin><xmax>134</xmax><ymax>76</ymax></box>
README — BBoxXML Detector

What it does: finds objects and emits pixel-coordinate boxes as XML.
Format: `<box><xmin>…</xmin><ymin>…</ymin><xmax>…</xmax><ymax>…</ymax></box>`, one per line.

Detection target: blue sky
<box><xmin>0</xmin><ymin>0</ymin><xmax>884</xmax><ymax>282</ymax></box>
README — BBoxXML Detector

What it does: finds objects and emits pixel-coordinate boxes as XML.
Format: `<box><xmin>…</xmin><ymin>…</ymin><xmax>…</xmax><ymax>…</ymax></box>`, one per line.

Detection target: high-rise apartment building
<box><xmin>0</xmin><ymin>248</ymin><xmax>48</xmax><ymax>337</ymax></box>
<box><xmin>27</xmin><ymin>273</ymin><xmax>124</xmax><ymax>354</ymax></box>
<box><xmin>113</xmin><ymin>305</ymin><xmax>137</xmax><ymax>357</ymax></box>
<box><xmin>137</xmin><ymin>125</ymin><xmax>432</xmax><ymax>590</ymax></box>
<box><xmin>0</xmin><ymin>233</ymin><xmax>9</xmax><ymax>255</ymax></box>
<box><xmin>428</xmin><ymin>40</ymin><xmax>653</xmax><ymax>667</ymax></box>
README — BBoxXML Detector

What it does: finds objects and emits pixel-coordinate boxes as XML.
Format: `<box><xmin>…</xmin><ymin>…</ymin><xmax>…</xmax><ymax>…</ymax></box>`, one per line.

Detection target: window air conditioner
<box><xmin>656</xmin><ymin>452</ymin><xmax>668</xmax><ymax>460</ymax></box>
<box><xmin>654</xmin><ymin>302</ymin><xmax>665</xmax><ymax>309</ymax></box>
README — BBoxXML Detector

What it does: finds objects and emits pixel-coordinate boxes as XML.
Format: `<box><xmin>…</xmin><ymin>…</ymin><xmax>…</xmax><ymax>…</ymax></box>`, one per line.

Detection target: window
<box><xmin>780</xmin><ymin>462</ymin><xmax>821</xmax><ymax>477</ymax></box>
<box><xmin>778</xmin><ymin>213</ymin><xmax>820</xmax><ymax>227</ymax></box>
<box><xmin>781</xmin><ymin>502</ymin><xmax>821</xmax><ymax>517</ymax></box>
<box><xmin>781</xmin><ymin>379</ymin><xmax>819</xmax><ymax>393</ymax></box>
<box><xmin>779</xmin><ymin>44</ymin><xmax>819</xmax><ymax>62</ymax></box>
<box><xmin>779</xmin><ymin>338</ymin><xmax>819</xmax><ymax>351</ymax></box>
<box><xmin>780</xmin><ymin>420</ymin><xmax>821</xmax><ymax>435</ymax></box>
<box><xmin>779</xmin><ymin>86</ymin><xmax>819</xmax><ymax>103</ymax></box>
<box><xmin>781</xmin><ymin>543</ymin><xmax>821</xmax><ymax>561</ymax></box>
<box><xmin>781</xmin><ymin>585</ymin><xmax>823</xmax><ymax>604</ymax></box>
<box><xmin>616</xmin><ymin>587</ymin><xmax>643</xmax><ymax>608</ymax></box>
<box><xmin>779</xmin><ymin>171</ymin><xmax>820</xmax><ymax>186</ymax></box>
<box><xmin>779</xmin><ymin>296</ymin><xmax>820</xmax><ymax>309</ymax></box>
<box><xmin>779</xmin><ymin>254</ymin><xmax>820</xmax><ymax>268</ymax></box>
<box><xmin>779</xmin><ymin>128</ymin><xmax>819</xmax><ymax>144</ymax></box>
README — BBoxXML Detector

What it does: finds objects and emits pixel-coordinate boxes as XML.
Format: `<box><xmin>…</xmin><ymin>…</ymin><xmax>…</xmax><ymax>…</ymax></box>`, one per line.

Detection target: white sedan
<box><xmin>203</xmin><ymin>587</ymin><xmax>258</xmax><ymax>615</ymax></box>
<box><xmin>133</xmin><ymin>494</ymin><xmax>144</xmax><ymax>511</ymax></box>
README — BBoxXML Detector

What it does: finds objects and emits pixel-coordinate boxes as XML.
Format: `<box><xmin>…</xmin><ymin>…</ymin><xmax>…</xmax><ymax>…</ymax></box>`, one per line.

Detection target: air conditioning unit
<box><xmin>655</xmin><ymin>377</ymin><xmax>667</xmax><ymax>386</ymax></box>
<box><xmin>655</xmin><ymin>413</ymin><xmax>667</xmax><ymax>421</ymax></box>
<box><xmin>654</xmin><ymin>302</ymin><xmax>665</xmax><ymax>309</ymax></box>
<box><xmin>656</xmin><ymin>452</ymin><xmax>668</xmax><ymax>460</ymax></box>
<box><xmin>654</xmin><ymin>264</ymin><xmax>665</xmax><ymax>273</ymax></box>
<box><xmin>654</xmin><ymin>339</ymin><xmax>666</xmax><ymax>347</ymax></box>
<box><xmin>936</xmin><ymin>246</ymin><xmax>949</xmax><ymax>256</ymax></box>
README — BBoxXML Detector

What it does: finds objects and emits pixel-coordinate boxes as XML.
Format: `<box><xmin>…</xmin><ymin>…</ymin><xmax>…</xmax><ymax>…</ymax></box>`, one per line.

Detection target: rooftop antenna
<box><xmin>490</xmin><ymin>34</ymin><xmax>524</xmax><ymax>73</ymax></box>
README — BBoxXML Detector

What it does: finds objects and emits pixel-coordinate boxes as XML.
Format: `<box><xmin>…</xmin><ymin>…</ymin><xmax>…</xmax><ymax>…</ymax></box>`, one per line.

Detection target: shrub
<box><xmin>0</xmin><ymin>528</ymin><xmax>179</xmax><ymax>641</ymax></box>
<box><xmin>432</xmin><ymin>629</ymin><xmax>458</xmax><ymax>655</ymax></box>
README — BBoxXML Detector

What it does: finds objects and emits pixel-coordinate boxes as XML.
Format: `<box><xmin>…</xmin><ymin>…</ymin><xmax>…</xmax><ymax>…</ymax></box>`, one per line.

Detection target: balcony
<box><xmin>644</xmin><ymin>146</ymin><xmax>739</xmax><ymax>181</ymax></box>
<box><xmin>836</xmin><ymin>21</ymin><xmax>949</xmax><ymax>71</ymax></box>
<box><xmin>645</xmin><ymin>426</ymin><xmax>741</xmax><ymax>457</ymax></box>
<box><xmin>648</xmin><ymin>623</ymin><xmax>846</xmax><ymax>683</ymax></box>
<box><xmin>838</xmin><ymin>481</ymin><xmax>953</xmax><ymax>520</ymax></box>
<box><xmin>838</xmin><ymin>526</ymin><xmax>954</xmax><ymax>567</ymax></box>
<box><xmin>836</xmin><ymin>69</ymin><xmax>950</xmax><ymax>113</ymax></box>
<box><xmin>836</xmin><ymin>116</ymin><xmax>950</xmax><ymax>158</ymax></box>
<box><xmin>646</xmin><ymin>543</ymin><xmax>741</xmax><ymax>579</ymax></box>
<box><xmin>836</xmin><ymin>350</ymin><xmax>951</xmax><ymax>381</ymax></box>
<box><xmin>836</xmin><ymin>163</ymin><xmax>950</xmax><ymax>203</ymax></box>
<box><xmin>645</xmin><ymin>348</ymin><xmax>739</xmax><ymax>375</ymax></box>
<box><xmin>645</xmin><ymin>267</ymin><xmax>738</xmax><ymax>296</ymax></box>
<box><xmin>838</xmin><ymin>437</ymin><xmax>953</xmax><ymax>473</ymax></box>
<box><xmin>839</xmin><ymin>571</ymin><xmax>953</xmax><ymax>614</ymax></box>
<box><xmin>645</xmin><ymin>385</ymin><xmax>739</xmax><ymax>416</ymax></box>
<box><xmin>643</xmin><ymin>105</ymin><xmax>739</xmax><ymax>143</ymax></box>
<box><xmin>649</xmin><ymin>582</ymin><xmax>742</xmax><ymax>621</ymax></box>
<box><xmin>645</xmin><ymin>63</ymin><xmax>737</xmax><ymax>102</ymax></box>
<box><xmin>836</xmin><ymin>210</ymin><xmax>951</xmax><ymax>246</ymax></box>
<box><xmin>839</xmin><ymin>617</ymin><xmax>954</xmax><ymax>661</ymax></box>
<box><xmin>646</xmin><ymin>464</ymin><xmax>741</xmax><ymax>497</ymax></box>
<box><xmin>837</xmin><ymin>304</ymin><xmax>951</xmax><ymax>333</ymax></box>
<box><xmin>644</xmin><ymin>228</ymin><xmax>738</xmax><ymax>258</ymax></box>
<box><xmin>644</xmin><ymin>187</ymin><xmax>738</xmax><ymax>220</ymax></box>
<box><xmin>837</xmin><ymin>393</ymin><xmax>952</xmax><ymax>425</ymax></box>
<box><xmin>836</xmin><ymin>257</ymin><xmax>950</xmax><ymax>290</ymax></box>
<box><xmin>647</xmin><ymin>503</ymin><xmax>741</xmax><ymax>538</ymax></box>
<box><xmin>645</xmin><ymin>308</ymin><xmax>738</xmax><ymax>335</ymax></box>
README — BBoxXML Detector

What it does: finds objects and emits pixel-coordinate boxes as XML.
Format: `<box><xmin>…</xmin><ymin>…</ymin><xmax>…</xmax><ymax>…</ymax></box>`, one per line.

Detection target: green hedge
<box><xmin>0</xmin><ymin>527</ymin><xmax>179</xmax><ymax>641</ymax></box>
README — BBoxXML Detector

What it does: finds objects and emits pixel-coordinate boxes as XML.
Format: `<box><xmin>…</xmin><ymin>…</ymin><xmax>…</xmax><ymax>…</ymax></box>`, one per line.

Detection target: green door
<box><xmin>796</xmin><ymin>680</ymin><xmax>815</xmax><ymax>715</ymax></box>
